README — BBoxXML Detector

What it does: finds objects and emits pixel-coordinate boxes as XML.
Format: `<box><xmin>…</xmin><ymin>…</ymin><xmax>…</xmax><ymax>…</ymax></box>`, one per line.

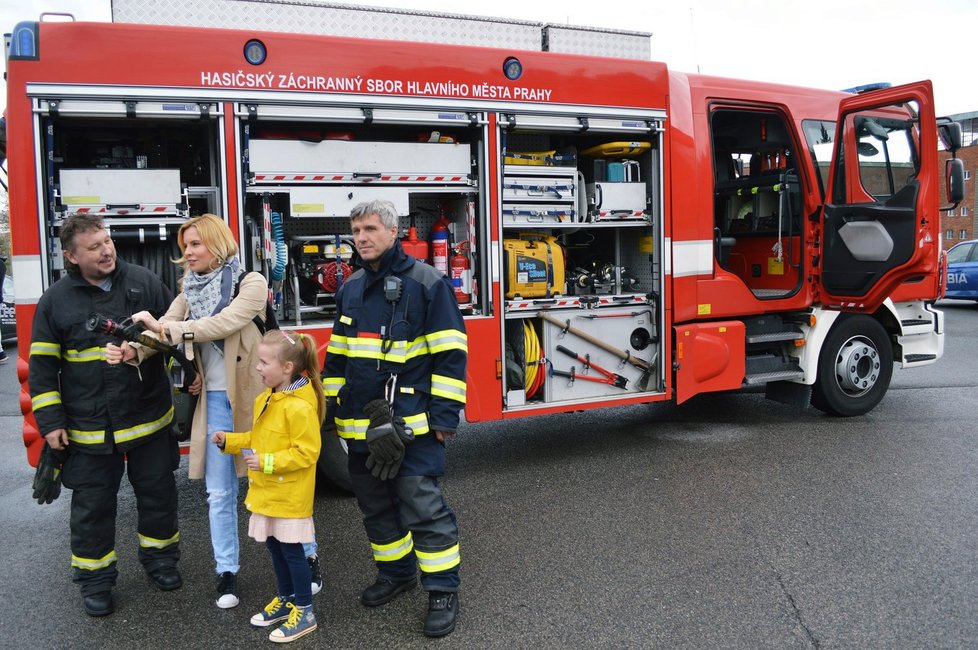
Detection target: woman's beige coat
<box><xmin>161</xmin><ymin>272</ymin><xmax>268</xmax><ymax>480</ymax></box>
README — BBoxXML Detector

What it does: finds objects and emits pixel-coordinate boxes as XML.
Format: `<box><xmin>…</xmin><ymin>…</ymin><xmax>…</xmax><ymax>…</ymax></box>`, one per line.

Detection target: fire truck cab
<box><xmin>4</xmin><ymin>11</ymin><xmax>959</xmax><ymax>485</ymax></box>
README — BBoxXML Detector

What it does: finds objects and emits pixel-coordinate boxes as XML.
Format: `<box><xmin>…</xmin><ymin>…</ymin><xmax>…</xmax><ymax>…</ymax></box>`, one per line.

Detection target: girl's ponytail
<box><xmin>297</xmin><ymin>333</ymin><xmax>326</xmax><ymax>424</ymax></box>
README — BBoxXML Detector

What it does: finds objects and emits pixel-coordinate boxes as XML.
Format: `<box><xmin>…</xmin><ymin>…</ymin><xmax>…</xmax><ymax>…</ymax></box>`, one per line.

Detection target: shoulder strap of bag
<box><xmin>234</xmin><ymin>270</ymin><xmax>268</xmax><ymax>335</ymax></box>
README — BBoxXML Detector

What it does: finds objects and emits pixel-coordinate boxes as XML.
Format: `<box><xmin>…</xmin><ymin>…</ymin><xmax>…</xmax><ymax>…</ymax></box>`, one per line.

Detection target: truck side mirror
<box><xmin>945</xmin><ymin>157</ymin><xmax>964</xmax><ymax>207</ymax></box>
<box><xmin>938</xmin><ymin>121</ymin><xmax>962</xmax><ymax>154</ymax></box>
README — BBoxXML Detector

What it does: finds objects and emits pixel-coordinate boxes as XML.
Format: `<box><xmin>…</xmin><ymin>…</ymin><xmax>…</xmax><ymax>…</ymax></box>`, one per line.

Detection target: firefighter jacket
<box><xmin>28</xmin><ymin>259</ymin><xmax>174</xmax><ymax>454</ymax></box>
<box><xmin>222</xmin><ymin>380</ymin><xmax>322</xmax><ymax>519</ymax></box>
<box><xmin>323</xmin><ymin>240</ymin><xmax>468</xmax><ymax>462</ymax></box>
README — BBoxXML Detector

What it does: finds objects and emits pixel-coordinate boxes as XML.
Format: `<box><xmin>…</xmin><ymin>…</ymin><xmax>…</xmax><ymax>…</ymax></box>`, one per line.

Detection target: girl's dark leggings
<box><xmin>266</xmin><ymin>536</ymin><xmax>312</xmax><ymax>607</ymax></box>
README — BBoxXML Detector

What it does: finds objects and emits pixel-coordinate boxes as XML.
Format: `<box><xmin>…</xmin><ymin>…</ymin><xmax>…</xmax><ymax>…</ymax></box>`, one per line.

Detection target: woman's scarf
<box><xmin>182</xmin><ymin>257</ymin><xmax>240</xmax><ymax>352</ymax></box>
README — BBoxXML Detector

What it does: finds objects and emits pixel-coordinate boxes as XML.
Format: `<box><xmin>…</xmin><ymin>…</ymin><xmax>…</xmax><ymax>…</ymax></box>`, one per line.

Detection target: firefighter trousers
<box><xmin>350</xmin><ymin>452</ymin><xmax>460</xmax><ymax>592</ymax></box>
<box><xmin>61</xmin><ymin>431</ymin><xmax>180</xmax><ymax>596</ymax></box>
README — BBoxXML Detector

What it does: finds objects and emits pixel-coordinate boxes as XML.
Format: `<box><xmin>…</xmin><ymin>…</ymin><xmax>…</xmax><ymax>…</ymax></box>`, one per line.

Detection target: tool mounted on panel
<box><xmin>551</xmin><ymin>344</ymin><xmax>628</xmax><ymax>389</ymax></box>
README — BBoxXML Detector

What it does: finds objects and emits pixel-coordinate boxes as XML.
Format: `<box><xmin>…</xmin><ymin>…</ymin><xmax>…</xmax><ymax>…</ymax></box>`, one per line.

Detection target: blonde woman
<box><xmin>130</xmin><ymin>214</ymin><xmax>320</xmax><ymax>608</ymax></box>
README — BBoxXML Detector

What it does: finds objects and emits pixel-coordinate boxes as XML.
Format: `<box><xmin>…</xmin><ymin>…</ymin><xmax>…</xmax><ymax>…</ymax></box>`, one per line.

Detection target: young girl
<box><xmin>212</xmin><ymin>330</ymin><xmax>325</xmax><ymax>643</ymax></box>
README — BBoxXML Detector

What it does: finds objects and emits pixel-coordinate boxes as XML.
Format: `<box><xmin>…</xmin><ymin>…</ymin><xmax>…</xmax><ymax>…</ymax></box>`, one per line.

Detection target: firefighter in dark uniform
<box><xmin>28</xmin><ymin>214</ymin><xmax>181</xmax><ymax>617</ymax></box>
<box><xmin>322</xmin><ymin>200</ymin><xmax>467</xmax><ymax>637</ymax></box>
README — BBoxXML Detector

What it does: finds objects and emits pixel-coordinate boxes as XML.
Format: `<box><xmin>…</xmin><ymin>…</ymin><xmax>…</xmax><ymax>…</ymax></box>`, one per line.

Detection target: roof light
<box><xmin>9</xmin><ymin>22</ymin><xmax>39</xmax><ymax>60</ymax></box>
<box><xmin>841</xmin><ymin>82</ymin><xmax>891</xmax><ymax>94</ymax></box>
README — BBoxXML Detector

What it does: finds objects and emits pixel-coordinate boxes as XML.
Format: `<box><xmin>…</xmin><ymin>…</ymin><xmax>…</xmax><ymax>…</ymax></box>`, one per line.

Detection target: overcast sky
<box><xmin>2</xmin><ymin>0</ymin><xmax>977</xmax><ymax>116</ymax></box>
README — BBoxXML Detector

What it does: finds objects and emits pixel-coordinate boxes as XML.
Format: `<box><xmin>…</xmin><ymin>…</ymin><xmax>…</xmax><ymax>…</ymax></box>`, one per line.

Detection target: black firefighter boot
<box><xmin>83</xmin><ymin>590</ymin><xmax>114</xmax><ymax>617</ymax></box>
<box><xmin>423</xmin><ymin>591</ymin><xmax>459</xmax><ymax>637</ymax></box>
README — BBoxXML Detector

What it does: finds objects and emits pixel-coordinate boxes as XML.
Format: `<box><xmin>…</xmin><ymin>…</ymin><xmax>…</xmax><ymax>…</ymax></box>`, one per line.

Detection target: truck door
<box><xmin>820</xmin><ymin>82</ymin><xmax>939</xmax><ymax>309</ymax></box>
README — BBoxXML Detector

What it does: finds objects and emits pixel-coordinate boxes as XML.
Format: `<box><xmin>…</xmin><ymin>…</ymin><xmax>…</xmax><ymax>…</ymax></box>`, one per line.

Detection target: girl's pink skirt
<box><xmin>248</xmin><ymin>513</ymin><xmax>315</xmax><ymax>544</ymax></box>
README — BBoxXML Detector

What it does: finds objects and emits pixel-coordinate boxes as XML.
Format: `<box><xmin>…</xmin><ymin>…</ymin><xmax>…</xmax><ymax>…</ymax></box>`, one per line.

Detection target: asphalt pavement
<box><xmin>1</xmin><ymin>301</ymin><xmax>977</xmax><ymax>648</ymax></box>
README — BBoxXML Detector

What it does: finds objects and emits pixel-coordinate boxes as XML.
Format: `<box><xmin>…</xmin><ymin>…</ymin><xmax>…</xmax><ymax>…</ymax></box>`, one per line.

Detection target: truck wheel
<box><xmin>316</xmin><ymin>422</ymin><xmax>352</xmax><ymax>492</ymax></box>
<box><xmin>811</xmin><ymin>314</ymin><xmax>893</xmax><ymax>417</ymax></box>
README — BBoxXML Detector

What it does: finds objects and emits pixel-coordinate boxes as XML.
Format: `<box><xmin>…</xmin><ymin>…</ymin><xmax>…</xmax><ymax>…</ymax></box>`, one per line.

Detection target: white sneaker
<box><xmin>216</xmin><ymin>571</ymin><xmax>239</xmax><ymax>609</ymax></box>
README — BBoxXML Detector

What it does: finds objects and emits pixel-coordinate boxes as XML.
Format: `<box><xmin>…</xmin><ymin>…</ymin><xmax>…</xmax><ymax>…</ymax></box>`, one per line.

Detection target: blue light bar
<box><xmin>841</xmin><ymin>82</ymin><xmax>892</xmax><ymax>94</ymax></box>
<box><xmin>9</xmin><ymin>21</ymin><xmax>39</xmax><ymax>60</ymax></box>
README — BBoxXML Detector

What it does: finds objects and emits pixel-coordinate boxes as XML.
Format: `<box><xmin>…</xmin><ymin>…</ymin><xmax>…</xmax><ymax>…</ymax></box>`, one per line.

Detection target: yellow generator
<box><xmin>503</xmin><ymin>234</ymin><xmax>566</xmax><ymax>299</ymax></box>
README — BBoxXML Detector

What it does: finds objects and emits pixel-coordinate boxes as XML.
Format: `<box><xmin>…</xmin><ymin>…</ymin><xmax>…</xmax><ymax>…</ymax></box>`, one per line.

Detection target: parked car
<box><xmin>1</xmin><ymin>275</ymin><xmax>15</xmax><ymax>343</ymax></box>
<box><xmin>945</xmin><ymin>239</ymin><xmax>978</xmax><ymax>301</ymax></box>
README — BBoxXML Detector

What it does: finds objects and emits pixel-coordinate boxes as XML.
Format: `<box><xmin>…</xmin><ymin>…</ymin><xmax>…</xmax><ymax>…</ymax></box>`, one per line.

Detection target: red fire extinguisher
<box><xmin>401</xmin><ymin>213</ymin><xmax>429</xmax><ymax>263</ymax></box>
<box><xmin>430</xmin><ymin>210</ymin><xmax>451</xmax><ymax>276</ymax></box>
<box><xmin>450</xmin><ymin>243</ymin><xmax>471</xmax><ymax>304</ymax></box>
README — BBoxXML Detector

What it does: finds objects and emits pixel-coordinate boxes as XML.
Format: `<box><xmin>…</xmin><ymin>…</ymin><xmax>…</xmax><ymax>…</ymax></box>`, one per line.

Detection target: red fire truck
<box><xmin>5</xmin><ymin>9</ymin><xmax>964</xmax><ymax>487</ymax></box>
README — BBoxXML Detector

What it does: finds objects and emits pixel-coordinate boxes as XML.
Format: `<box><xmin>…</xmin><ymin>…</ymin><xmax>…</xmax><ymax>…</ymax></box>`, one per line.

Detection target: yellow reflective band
<box><xmin>416</xmin><ymin>544</ymin><xmax>461</xmax><ymax>573</ymax></box>
<box><xmin>335</xmin><ymin>417</ymin><xmax>369</xmax><ymax>440</ymax></box>
<box><xmin>322</xmin><ymin>376</ymin><xmax>346</xmax><ymax>397</ymax></box>
<box><xmin>113</xmin><ymin>407</ymin><xmax>174</xmax><ymax>444</ymax></box>
<box><xmin>431</xmin><ymin>374</ymin><xmax>467</xmax><ymax>403</ymax></box>
<box><xmin>399</xmin><ymin>387</ymin><xmax>415</xmax><ymax>394</ymax></box>
<box><xmin>263</xmin><ymin>453</ymin><xmax>274</xmax><ymax>474</ymax></box>
<box><xmin>63</xmin><ymin>347</ymin><xmax>105</xmax><ymax>363</ymax></box>
<box><xmin>337</xmin><ymin>411</ymin><xmax>429</xmax><ymax>439</ymax></box>
<box><xmin>138</xmin><ymin>531</ymin><xmax>180</xmax><ymax>549</ymax></box>
<box><xmin>71</xmin><ymin>550</ymin><xmax>117</xmax><ymax>571</ymax></box>
<box><xmin>31</xmin><ymin>391</ymin><xmax>62</xmax><ymax>411</ymax></box>
<box><xmin>339</xmin><ymin>315</ymin><xmax>353</xmax><ymax>325</ymax></box>
<box><xmin>345</xmin><ymin>335</ymin><xmax>428</xmax><ymax>364</ymax></box>
<box><xmin>30</xmin><ymin>341</ymin><xmax>61</xmax><ymax>357</ymax></box>
<box><xmin>426</xmin><ymin>329</ymin><xmax>467</xmax><ymax>354</ymax></box>
<box><xmin>402</xmin><ymin>412</ymin><xmax>430</xmax><ymax>435</ymax></box>
<box><xmin>68</xmin><ymin>428</ymin><xmax>105</xmax><ymax>445</ymax></box>
<box><xmin>326</xmin><ymin>334</ymin><xmax>350</xmax><ymax>357</ymax></box>
<box><xmin>371</xmin><ymin>532</ymin><xmax>414</xmax><ymax>562</ymax></box>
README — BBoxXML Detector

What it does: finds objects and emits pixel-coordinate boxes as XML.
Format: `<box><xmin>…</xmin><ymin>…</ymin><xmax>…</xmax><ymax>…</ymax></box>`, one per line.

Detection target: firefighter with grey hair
<box><xmin>322</xmin><ymin>199</ymin><xmax>467</xmax><ymax>637</ymax></box>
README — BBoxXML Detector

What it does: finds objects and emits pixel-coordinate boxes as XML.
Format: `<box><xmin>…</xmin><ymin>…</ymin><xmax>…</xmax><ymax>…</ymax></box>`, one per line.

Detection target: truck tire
<box><xmin>811</xmin><ymin>314</ymin><xmax>893</xmax><ymax>417</ymax></box>
<box><xmin>316</xmin><ymin>422</ymin><xmax>352</xmax><ymax>492</ymax></box>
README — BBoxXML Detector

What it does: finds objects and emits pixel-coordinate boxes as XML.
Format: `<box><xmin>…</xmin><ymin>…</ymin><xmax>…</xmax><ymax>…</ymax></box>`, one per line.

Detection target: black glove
<box><xmin>32</xmin><ymin>443</ymin><xmax>66</xmax><ymax>505</ymax></box>
<box><xmin>364</xmin><ymin>399</ymin><xmax>406</xmax><ymax>480</ymax></box>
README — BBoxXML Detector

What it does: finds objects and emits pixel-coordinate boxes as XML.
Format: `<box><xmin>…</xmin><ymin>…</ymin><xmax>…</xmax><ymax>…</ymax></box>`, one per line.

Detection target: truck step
<box><xmin>746</xmin><ymin>330</ymin><xmax>805</xmax><ymax>344</ymax></box>
<box><xmin>744</xmin><ymin>370</ymin><xmax>806</xmax><ymax>386</ymax></box>
<box><xmin>904</xmin><ymin>353</ymin><xmax>937</xmax><ymax>363</ymax></box>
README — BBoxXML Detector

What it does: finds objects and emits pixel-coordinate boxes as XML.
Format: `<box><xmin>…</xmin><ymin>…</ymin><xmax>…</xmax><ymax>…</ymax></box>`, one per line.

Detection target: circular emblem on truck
<box><xmin>244</xmin><ymin>39</ymin><xmax>267</xmax><ymax>65</ymax></box>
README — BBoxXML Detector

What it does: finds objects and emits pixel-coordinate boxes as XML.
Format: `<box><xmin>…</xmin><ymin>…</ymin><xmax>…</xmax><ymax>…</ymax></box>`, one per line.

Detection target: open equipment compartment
<box><xmin>239</xmin><ymin>106</ymin><xmax>488</xmax><ymax>327</ymax></box>
<box><xmin>37</xmin><ymin>99</ymin><xmax>223</xmax><ymax>294</ymax></box>
<box><xmin>498</xmin><ymin>111</ymin><xmax>664</xmax><ymax>409</ymax></box>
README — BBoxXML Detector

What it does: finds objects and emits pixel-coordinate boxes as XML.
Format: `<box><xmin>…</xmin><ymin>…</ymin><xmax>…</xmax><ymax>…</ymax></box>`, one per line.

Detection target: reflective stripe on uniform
<box><xmin>402</xmin><ymin>412</ymin><xmax>430</xmax><ymax>435</ymax></box>
<box><xmin>326</xmin><ymin>334</ymin><xmax>350</xmax><ymax>357</ymax></box>
<box><xmin>346</xmin><ymin>335</ymin><xmax>428</xmax><ymax>364</ymax></box>
<box><xmin>63</xmin><ymin>347</ymin><xmax>105</xmax><ymax>363</ymax></box>
<box><xmin>425</xmin><ymin>329</ymin><xmax>467</xmax><ymax>354</ymax></box>
<box><xmin>430</xmin><ymin>374</ymin><xmax>466</xmax><ymax>403</ymax></box>
<box><xmin>335</xmin><ymin>417</ymin><xmax>369</xmax><ymax>440</ymax></box>
<box><xmin>371</xmin><ymin>532</ymin><xmax>414</xmax><ymax>563</ymax></box>
<box><xmin>31</xmin><ymin>391</ymin><xmax>62</xmax><ymax>411</ymax></box>
<box><xmin>138</xmin><ymin>531</ymin><xmax>180</xmax><ymax>549</ymax></box>
<box><xmin>71</xmin><ymin>550</ymin><xmax>117</xmax><ymax>571</ymax></box>
<box><xmin>29</xmin><ymin>341</ymin><xmax>61</xmax><ymax>357</ymax></box>
<box><xmin>336</xmin><ymin>411</ymin><xmax>430</xmax><ymax>440</ymax></box>
<box><xmin>68</xmin><ymin>428</ymin><xmax>106</xmax><ymax>445</ymax></box>
<box><xmin>113</xmin><ymin>406</ymin><xmax>174</xmax><ymax>445</ymax></box>
<box><xmin>322</xmin><ymin>376</ymin><xmax>345</xmax><ymax>397</ymax></box>
<box><xmin>416</xmin><ymin>544</ymin><xmax>460</xmax><ymax>573</ymax></box>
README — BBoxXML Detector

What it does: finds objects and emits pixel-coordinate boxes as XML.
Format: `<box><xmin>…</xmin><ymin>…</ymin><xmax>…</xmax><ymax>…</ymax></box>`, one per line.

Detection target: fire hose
<box><xmin>85</xmin><ymin>313</ymin><xmax>198</xmax><ymax>392</ymax></box>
